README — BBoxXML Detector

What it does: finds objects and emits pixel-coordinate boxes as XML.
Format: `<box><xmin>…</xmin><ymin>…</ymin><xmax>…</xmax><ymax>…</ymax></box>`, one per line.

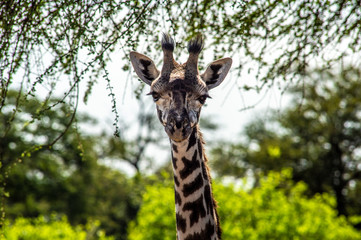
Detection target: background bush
<box><xmin>128</xmin><ymin>170</ymin><xmax>361</xmax><ymax>240</ymax></box>
<box><xmin>3</xmin><ymin>215</ymin><xmax>113</xmax><ymax>240</ymax></box>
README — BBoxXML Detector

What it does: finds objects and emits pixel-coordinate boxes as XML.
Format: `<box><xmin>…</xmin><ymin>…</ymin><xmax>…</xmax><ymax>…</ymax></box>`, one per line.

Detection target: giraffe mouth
<box><xmin>165</xmin><ymin>123</ymin><xmax>193</xmax><ymax>142</ymax></box>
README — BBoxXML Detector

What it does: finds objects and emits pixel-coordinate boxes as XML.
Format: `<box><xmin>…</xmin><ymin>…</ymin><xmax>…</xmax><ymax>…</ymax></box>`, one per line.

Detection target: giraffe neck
<box><xmin>171</xmin><ymin>126</ymin><xmax>221</xmax><ymax>240</ymax></box>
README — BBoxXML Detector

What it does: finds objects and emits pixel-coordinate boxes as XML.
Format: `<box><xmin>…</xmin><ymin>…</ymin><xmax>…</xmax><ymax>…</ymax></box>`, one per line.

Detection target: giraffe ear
<box><xmin>201</xmin><ymin>58</ymin><xmax>232</xmax><ymax>90</ymax></box>
<box><xmin>130</xmin><ymin>52</ymin><xmax>160</xmax><ymax>85</ymax></box>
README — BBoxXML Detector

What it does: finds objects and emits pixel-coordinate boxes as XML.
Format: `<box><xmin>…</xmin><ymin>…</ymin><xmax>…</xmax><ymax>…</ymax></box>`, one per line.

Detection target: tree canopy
<box><xmin>211</xmin><ymin>66</ymin><xmax>361</xmax><ymax>220</ymax></box>
<box><xmin>0</xmin><ymin>91</ymin><xmax>141</xmax><ymax>239</ymax></box>
<box><xmin>1</xmin><ymin>0</ymin><xmax>360</xmax><ymax>139</ymax></box>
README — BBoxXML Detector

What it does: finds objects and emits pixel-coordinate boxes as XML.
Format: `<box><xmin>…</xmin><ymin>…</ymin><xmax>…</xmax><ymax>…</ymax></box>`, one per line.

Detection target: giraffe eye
<box><xmin>152</xmin><ymin>93</ymin><xmax>161</xmax><ymax>102</ymax></box>
<box><xmin>197</xmin><ymin>95</ymin><xmax>210</xmax><ymax>104</ymax></box>
<box><xmin>147</xmin><ymin>91</ymin><xmax>161</xmax><ymax>102</ymax></box>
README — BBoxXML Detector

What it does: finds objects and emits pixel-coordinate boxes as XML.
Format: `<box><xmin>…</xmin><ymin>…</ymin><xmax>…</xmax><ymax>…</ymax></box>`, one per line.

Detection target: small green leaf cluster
<box><xmin>128</xmin><ymin>182</ymin><xmax>176</xmax><ymax>240</ymax></box>
<box><xmin>3</xmin><ymin>215</ymin><xmax>113</xmax><ymax>240</ymax></box>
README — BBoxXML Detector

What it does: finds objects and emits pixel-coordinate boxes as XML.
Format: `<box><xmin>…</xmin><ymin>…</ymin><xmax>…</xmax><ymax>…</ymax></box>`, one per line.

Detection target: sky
<box><xmin>76</xmin><ymin>44</ymin><xmax>290</xmax><ymax>175</ymax></box>
<box><xmin>7</xmin><ymin>31</ymin><xmax>291</xmax><ymax>175</ymax></box>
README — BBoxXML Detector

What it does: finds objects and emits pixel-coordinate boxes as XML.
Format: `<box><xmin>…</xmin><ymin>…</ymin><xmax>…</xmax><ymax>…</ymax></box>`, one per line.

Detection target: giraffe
<box><xmin>130</xmin><ymin>34</ymin><xmax>232</xmax><ymax>240</ymax></box>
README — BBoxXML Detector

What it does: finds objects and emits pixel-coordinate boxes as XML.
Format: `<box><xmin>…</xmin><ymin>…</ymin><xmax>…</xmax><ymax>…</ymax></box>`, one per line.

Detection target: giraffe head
<box><xmin>130</xmin><ymin>34</ymin><xmax>232</xmax><ymax>142</ymax></box>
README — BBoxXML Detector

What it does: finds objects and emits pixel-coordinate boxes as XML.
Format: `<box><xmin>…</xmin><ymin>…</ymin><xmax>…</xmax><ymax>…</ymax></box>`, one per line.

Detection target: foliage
<box><xmin>3</xmin><ymin>215</ymin><xmax>113</xmax><ymax>240</ymax></box>
<box><xmin>279</xmin><ymin>66</ymin><xmax>361</xmax><ymax>217</ymax></box>
<box><xmin>127</xmin><ymin>173</ymin><xmax>176</xmax><ymax>240</ymax></box>
<box><xmin>211</xmin><ymin>66</ymin><xmax>361</xmax><ymax>218</ymax></box>
<box><xmin>127</xmin><ymin>170</ymin><xmax>361</xmax><ymax>240</ymax></box>
<box><xmin>1</xmin><ymin>91</ymin><xmax>140</xmax><ymax>239</ymax></box>
<box><xmin>2</xmin><ymin>1</ymin><xmax>361</xmax><ymax>238</ymax></box>
<box><xmin>1</xmin><ymin>0</ymin><xmax>360</xmax><ymax>140</ymax></box>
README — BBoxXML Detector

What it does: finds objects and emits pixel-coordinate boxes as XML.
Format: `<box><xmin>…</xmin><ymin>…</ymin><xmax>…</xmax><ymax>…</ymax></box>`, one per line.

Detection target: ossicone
<box><xmin>186</xmin><ymin>34</ymin><xmax>204</xmax><ymax>73</ymax></box>
<box><xmin>162</xmin><ymin>33</ymin><xmax>175</xmax><ymax>52</ymax></box>
<box><xmin>160</xmin><ymin>33</ymin><xmax>178</xmax><ymax>76</ymax></box>
<box><xmin>187</xmin><ymin>34</ymin><xmax>204</xmax><ymax>55</ymax></box>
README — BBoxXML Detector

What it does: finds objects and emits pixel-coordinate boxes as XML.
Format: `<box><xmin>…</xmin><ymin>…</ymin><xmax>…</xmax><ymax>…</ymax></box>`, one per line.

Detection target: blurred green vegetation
<box><xmin>1</xmin><ymin>1</ymin><xmax>361</xmax><ymax>238</ymax></box>
<box><xmin>212</xmin><ymin>66</ymin><xmax>361</xmax><ymax>220</ymax></box>
<box><xmin>128</xmin><ymin>170</ymin><xmax>361</xmax><ymax>240</ymax></box>
<box><xmin>3</xmin><ymin>215</ymin><xmax>113</xmax><ymax>240</ymax></box>
<box><xmin>1</xmin><ymin>67</ymin><xmax>361</xmax><ymax>239</ymax></box>
<box><xmin>0</xmin><ymin>91</ymin><xmax>141</xmax><ymax>239</ymax></box>
<box><xmin>128</xmin><ymin>172</ymin><xmax>175</xmax><ymax>240</ymax></box>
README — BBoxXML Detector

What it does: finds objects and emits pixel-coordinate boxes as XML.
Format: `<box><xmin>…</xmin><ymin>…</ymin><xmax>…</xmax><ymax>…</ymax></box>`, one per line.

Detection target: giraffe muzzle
<box><xmin>165</xmin><ymin>115</ymin><xmax>192</xmax><ymax>142</ymax></box>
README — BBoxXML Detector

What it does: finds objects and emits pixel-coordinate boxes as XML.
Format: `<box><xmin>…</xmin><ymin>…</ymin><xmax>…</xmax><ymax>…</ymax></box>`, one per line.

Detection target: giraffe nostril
<box><xmin>175</xmin><ymin>119</ymin><xmax>182</xmax><ymax>129</ymax></box>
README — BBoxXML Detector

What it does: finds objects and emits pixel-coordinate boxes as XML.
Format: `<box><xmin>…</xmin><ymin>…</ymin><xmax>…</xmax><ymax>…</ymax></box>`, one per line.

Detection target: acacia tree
<box><xmin>2</xmin><ymin>0</ymin><xmax>360</xmax><ymax>138</ymax></box>
<box><xmin>211</xmin><ymin>66</ymin><xmax>361</xmax><ymax>220</ymax></box>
